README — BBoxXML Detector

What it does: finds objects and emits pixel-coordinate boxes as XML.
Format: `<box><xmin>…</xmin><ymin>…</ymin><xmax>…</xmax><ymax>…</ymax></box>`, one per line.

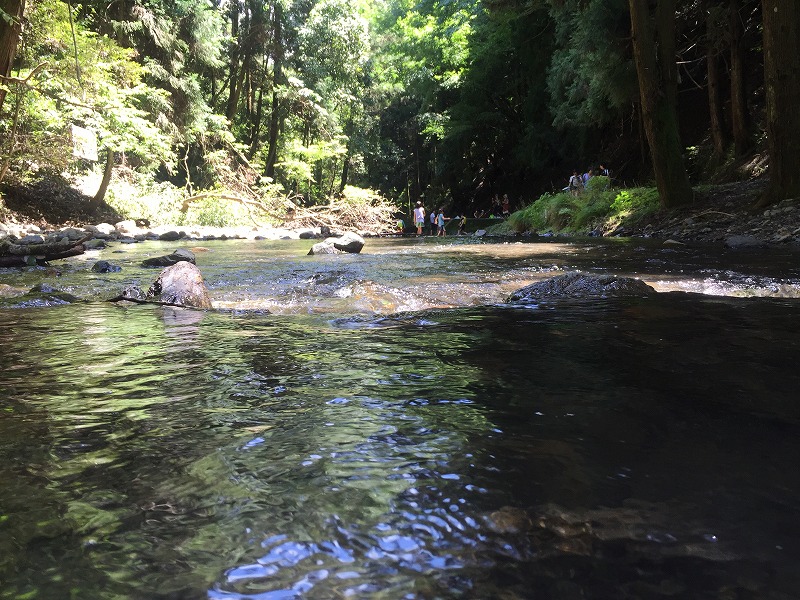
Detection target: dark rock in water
<box><xmin>508</xmin><ymin>272</ymin><xmax>656</xmax><ymax>302</ymax></box>
<box><xmin>307</xmin><ymin>232</ymin><xmax>365</xmax><ymax>255</ymax></box>
<box><xmin>724</xmin><ymin>234</ymin><xmax>763</xmax><ymax>248</ymax></box>
<box><xmin>84</xmin><ymin>238</ymin><xmax>107</xmax><ymax>249</ymax></box>
<box><xmin>120</xmin><ymin>284</ymin><xmax>146</xmax><ymax>301</ymax></box>
<box><xmin>91</xmin><ymin>260</ymin><xmax>122</xmax><ymax>273</ymax></box>
<box><xmin>299</xmin><ymin>230</ymin><xmax>316</xmax><ymax>239</ymax></box>
<box><xmin>158</xmin><ymin>230</ymin><xmax>184</xmax><ymax>242</ymax></box>
<box><xmin>142</xmin><ymin>248</ymin><xmax>196</xmax><ymax>267</ymax></box>
<box><xmin>146</xmin><ymin>262</ymin><xmax>212</xmax><ymax>308</ymax></box>
<box><xmin>332</xmin><ymin>232</ymin><xmax>365</xmax><ymax>253</ymax></box>
<box><xmin>26</xmin><ymin>283</ymin><xmax>80</xmax><ymax>304</ymax></box>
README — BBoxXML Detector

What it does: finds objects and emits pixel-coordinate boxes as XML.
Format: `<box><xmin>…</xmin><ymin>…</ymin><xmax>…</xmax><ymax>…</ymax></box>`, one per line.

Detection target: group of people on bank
<box><xmin>567</xmin><ymin>164</ymin><xmax>610</xmax><ymax>196</ymax></box>
<box><xmin>409</xmin><ymin>194</ymin><xmax>513</xmax><ymax>237</ymax></box>
<box><xmin>412</xmin><ymin>203</ymin><xmax>467</xmax><ymax>237</ymax></box>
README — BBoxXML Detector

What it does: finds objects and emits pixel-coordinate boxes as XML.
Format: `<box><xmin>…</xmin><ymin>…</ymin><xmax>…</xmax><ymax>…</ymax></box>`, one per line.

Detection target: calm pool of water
<box><xmin>1</xmin><ymin>236</ymin><xmax>800</xmax><ymax>599</ymax></box>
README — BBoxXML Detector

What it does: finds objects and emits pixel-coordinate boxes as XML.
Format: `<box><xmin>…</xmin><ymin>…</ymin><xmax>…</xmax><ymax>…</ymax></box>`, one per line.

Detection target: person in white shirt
<box><xmin>413</xmin><ymin>202</ymin><xmax>426</xmax><ymax>236</ymax></box>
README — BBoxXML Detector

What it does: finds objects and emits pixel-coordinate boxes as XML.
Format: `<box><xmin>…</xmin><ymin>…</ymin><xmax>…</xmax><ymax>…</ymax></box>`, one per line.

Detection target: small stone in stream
<box><xmin>84</xmin><ymin>238</ymin><xmax>106</xmax><ymax>250</ymax></box>
<box><xmin>92</xmin><ymin>260</ymin><xmax>122</xmax><ymax>273</ymax></box>
<box><xmin>120</xmin><ymin>285</ymin><xmax>145</xmax><ymax>300</ymax></box>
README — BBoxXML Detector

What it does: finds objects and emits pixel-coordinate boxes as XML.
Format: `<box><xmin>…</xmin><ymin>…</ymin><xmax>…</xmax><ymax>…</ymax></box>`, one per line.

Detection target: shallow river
<box><xmin>2</xmin><ymin>236</ymin><xmax>800</xmax><ymax>599</ymax></box>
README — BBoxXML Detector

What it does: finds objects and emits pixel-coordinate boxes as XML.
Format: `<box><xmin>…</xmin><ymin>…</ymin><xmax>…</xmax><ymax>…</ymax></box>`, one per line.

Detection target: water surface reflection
<box><xmin>1</xmin><ymin>238</ymin><xmax>800</xmax><ymax>598</ymax></box>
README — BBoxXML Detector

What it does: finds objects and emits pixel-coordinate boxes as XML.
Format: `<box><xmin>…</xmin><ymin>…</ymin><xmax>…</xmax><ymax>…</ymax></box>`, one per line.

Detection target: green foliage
<box><xmin>439</xmin><ymin>2</ymin><xmax>556</xmax><ymax>201</ymax></box>
<box><xmin>181</xmin><ymin>196</ymin><xmax>255</xmax><ymax>228</ymax></box>
<box><xmin>508</xmin><ymin>192</ymin><xmax>576</xmax><ymax>233</ymax></box>
<box><xmin>102</xmin><ymin>173</ymin><xmax>185</xmax><ymax>223</ymax></box>
<box><xmin>507</xmin><ymin>181</ymin><xmax>659</xmax><ymax>235</ymax></box>
<box><xmin>366</xmin><ymin>0</ymin><xmax>480</xmax><ymax>200</ymax></box>
<box><xmin>546</xmin><ymin>0</ymin><xmax>637</xmax><ymax>129</ymax></box>
<box><xmin>1</xmin><ymin>0</ymin><xmax>175</xmax><ymax>185</ymax></box>
<box><xmin>0</xmin><ymin>0</ymin><xmax>758</xmax><ymax>225</ymax></box>
<box><xmin>608</xmin><ymin>187</ymin><xmax>660</xmax><ymax>219</ymax></box>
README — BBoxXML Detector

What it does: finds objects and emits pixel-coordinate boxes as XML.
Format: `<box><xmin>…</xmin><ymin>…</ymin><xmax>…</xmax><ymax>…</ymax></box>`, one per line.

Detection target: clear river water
<box><xmin>1</xmin><ymin>235</ymin><xmax>800</xmax><ymax>599</ymax></box>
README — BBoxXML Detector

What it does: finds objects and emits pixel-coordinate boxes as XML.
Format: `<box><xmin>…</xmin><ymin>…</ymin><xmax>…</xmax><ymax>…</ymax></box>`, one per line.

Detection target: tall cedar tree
<box><xmin>0</xmin><ymin>0</ymin><xmax>25</xmax><ymax>111</ymax></box>
<box><xmin>628</xmin><ymin>0</ymin><xmax>693</xmax><ymax>207</ymax></box>
<box><xmin>758</xmin><ymin>0</ymin><xmax>800</xmax><ymax>207</ymax></box>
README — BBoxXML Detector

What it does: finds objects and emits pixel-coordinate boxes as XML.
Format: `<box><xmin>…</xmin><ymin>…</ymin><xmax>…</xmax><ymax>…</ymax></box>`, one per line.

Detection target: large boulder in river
<box><xmin>307</xmin><ymin>232</ymin><xmax>365</xmax><ymax>256</ymax></box>
<box><xmin>145</xmin><ymin>262</ymin><xmax>212</xmax><ymax>308</ymax></box>
<box><xmin>308</xmin><ymin>240</ymin><xmax>342</xmax><ymax>255</ymax></box>
<box><xmin>142</xmin><ymin>248</ymin><xmax>196</xmax><ymax>267</ymax></box>
<box><xmin>508</xmin><ymin>272</ymin><xmax>656</xmax><ymax>303</ymax></box>
<box><xmin>332</xmin><ymin>232</ymin><xmax>365</xmax><ymax>253</ymax></box>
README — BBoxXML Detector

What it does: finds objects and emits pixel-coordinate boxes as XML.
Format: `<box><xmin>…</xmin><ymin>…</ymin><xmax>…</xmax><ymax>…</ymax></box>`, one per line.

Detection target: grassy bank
<box><xmin>491</xmin><ymin>177</ymin><xmax>661</xmax><ymax>236</ymax></box>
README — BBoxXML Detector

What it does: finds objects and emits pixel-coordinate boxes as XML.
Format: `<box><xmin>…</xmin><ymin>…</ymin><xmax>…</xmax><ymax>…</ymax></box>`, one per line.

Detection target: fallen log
<box><xmin>0</xmin><ymin>234</ymin><xmax>92</xmax><ymax>266</ymax></box>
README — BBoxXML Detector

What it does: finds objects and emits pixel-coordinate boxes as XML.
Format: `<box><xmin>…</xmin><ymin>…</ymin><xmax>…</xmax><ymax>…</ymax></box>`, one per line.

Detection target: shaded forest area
<box><xmin>0</xmin><ymin>0</ymin><xmax>798</xmax><ymax>225</ymax></box>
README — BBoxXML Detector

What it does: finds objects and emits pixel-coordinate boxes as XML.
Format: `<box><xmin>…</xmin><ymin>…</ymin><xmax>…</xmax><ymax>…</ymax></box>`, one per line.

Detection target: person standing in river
<box><xmin>437</xmin><ymin>208</ymin><xmax>449</xmax><ymax>236</ymax></box>
<box><xmin>457</xmin><ymin>213</ymin><xmax>467</xmax><ymax>234</ymax></box>
<box><xmin>413</xmin><ymin>201</ymin><xmax>426</xmax><ymax>236</ymax></box>
<box><xmin>429</xmin><ymin>208</ymin><xmax>437</xmax><ymax>236</ymax></box>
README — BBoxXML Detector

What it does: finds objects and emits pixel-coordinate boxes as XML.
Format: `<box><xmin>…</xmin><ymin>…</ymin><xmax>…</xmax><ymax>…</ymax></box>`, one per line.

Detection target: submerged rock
<box><xmin>119</xmin><ymin>284</ymin><xmax>146</xmax><ymax>301</ymax></box>
<box><xmin>724</xmin><ymin>234</ymin><xmax>764</xmax><ymax>249</ymax></box>
<box><xmin>91</xmin><ymin>260</ymin><xmax>121</xmax><ymax>273</ymax></box>
<box><xmin>23</xmin><ymin>283</ymin><xmax>80</xmax><ymax>305</ymax></box>
<box><xmin>508</xmin><ymin>272</ymin><xmax>656</xmax><ymax>302</ymax></box>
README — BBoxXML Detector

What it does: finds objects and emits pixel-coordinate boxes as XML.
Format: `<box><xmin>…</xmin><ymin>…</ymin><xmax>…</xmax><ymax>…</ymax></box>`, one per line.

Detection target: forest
<box><xmin>0</xmin><ymin>0</ymin><xmax>799</xmax><ymax>228</ymax></box>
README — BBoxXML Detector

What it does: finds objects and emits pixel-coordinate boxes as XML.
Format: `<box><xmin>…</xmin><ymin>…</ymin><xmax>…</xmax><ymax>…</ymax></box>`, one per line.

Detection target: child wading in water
<box><xmin>436</xmin><ymin>208</ymin><xmax>449</xmax><ymax>236</ymax></box>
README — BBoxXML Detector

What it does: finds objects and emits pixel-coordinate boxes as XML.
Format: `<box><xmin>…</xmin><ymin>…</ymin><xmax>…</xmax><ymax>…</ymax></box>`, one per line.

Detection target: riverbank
<box><xmin>2</xmin><ymin>178</ymin><xmax>799</xmax><ymax>249</ymax></box>
<box><xmin>614</xmin><ymin>179</ymin><xmax>800</xmax><ymax>247</ymax></box>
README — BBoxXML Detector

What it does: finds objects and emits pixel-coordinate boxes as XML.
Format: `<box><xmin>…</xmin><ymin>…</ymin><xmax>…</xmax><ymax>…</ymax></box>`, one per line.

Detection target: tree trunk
<box><xmin>0</xmin><ymin>0</ymin><xmax>25</xmax><ymax>112</ymax></box>
<box><xmin>264</xmin><ymin>3</ymin><xmax>283</xmax><ymax>179</ymax></box>
<box><xmin>628</xmin><ymin>0</ymin><xmax>693</xmax><ymax>208</ymax></box>
<box><xmin>729</xmin><ymin>0</ymin><xmax>750</xmax><ymax>156</ymax></box>
<box><xmin>248</xmin><ymin>55</ymin><xmax>267</xmax><ymax>157</ymax></box>
<box><xmin>227</xmin><ymin>58</ymin><xmax>248</xmax><ymax>122</ymax></box>
<box><xmin>707</xmin><ymin>50</ymin><xmax>727</xmax><ymax>159</ymax></box>
<box><xmin>706</xmin><ymin>6</ymin><xmax>728</xmax><ymax>159</ymax></box>
<box><xmin>339</xmin><ymin>115</ymin><xmax>355</xmax><ymax>193</ymax></box>
<box><xmin>757</xmin><ymin>0</ymin><xmax>800</xmax><ymax>208</ymax></box>
<box><xmin>225</xmin><ymin>0</ymin><xmax>242</xmax><ymax>122</ymax></box>
<box><xmin>91</xmin><ymin>148</ymin><xmax>114</xmax><ymax>210</ymax></box>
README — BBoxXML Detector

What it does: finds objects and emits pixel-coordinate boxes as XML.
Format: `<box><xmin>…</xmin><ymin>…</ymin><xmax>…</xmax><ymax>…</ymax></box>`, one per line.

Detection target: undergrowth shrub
<box><xmin>181</xmin><ymin>195</ymin><xmax>258</xmax><ymax>228</ymax></box>
<box><xmin>507</xmin><ymin>179</ymin><xmax>660</xmax><ymax>234</ymax></box>
<box><xmin>608</xmin><ymin>187</ymin><xmax>659</xmax><ymax>221</ymax></box>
